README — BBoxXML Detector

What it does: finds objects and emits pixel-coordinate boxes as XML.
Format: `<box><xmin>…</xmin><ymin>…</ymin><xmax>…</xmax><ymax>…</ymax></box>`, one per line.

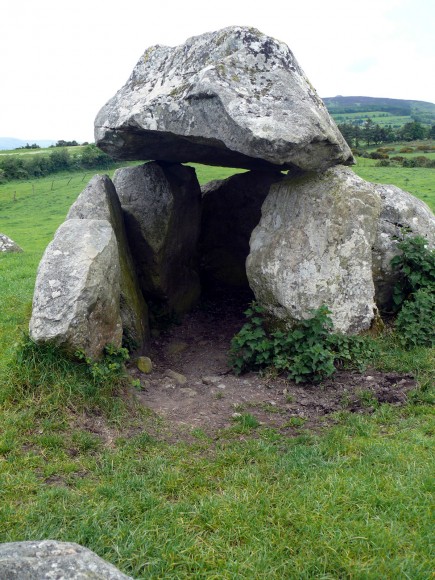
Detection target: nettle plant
<box><xmin>229</xmin><ymin>303</ymin><xmax>376</xmax><ymax>384</ymax></box>
<box><xmin>76</xmin><ymin>343</ymin><xmax>130</xmax><ymax>384</ymax></box>
<box><xmin>391</xmin><ymin>235</ymin><xmax>435</xmax><ymax>348</ymax></box>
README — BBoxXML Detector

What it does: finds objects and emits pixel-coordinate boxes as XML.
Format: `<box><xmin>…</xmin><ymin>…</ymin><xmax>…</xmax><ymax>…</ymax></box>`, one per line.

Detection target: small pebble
<box><xmin>137</xmin><ymin>356</ymin><xmax>153</xmax><ymax>374</ymax></box>
<box><xmin>202</xmin><ymin>376</ymin><xmax>221</xmax><ymax>385</ymax></box>
<box><xmin>165</xmin><ymin>369</ymin><xmax>187</xmax><ymax>384</ymax></box>
<box><xmin>180</xmin><ymin>388</ymin><xmax>198</xmax><ymax>397</ymax></box>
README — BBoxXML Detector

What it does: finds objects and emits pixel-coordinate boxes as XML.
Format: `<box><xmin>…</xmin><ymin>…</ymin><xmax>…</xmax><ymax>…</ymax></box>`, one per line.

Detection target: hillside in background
<box><xmin>324</xmin><ymin>96</ymin><xmax>435</xmax><ymax>127</ymax></box>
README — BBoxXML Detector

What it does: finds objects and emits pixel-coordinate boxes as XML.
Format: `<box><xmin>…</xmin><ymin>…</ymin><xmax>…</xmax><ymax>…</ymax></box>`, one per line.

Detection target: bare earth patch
<box><xmin>128</xmin><ymin>294</ymin><xmax>416</xmax><ymax>441</ymax></box>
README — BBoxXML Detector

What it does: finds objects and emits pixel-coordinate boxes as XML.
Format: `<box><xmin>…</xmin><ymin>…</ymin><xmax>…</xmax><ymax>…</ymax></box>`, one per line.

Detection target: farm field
<box><xmin>353</xmin><ymin>158</ymin><xmax>435</xmax><ymax>210</ymax></box>
<box><xmin>0</xmin><ymin>161</ymin><xmax>434</xmax><ymax>578</ymax></box>
<box><xmin>332</xmin><ymin>111</ymin><xmax>413</xmax><ymax>127</ymax></box>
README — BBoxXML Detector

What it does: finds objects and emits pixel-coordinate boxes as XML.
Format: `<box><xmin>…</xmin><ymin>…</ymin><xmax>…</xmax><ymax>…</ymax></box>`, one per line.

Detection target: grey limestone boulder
<box><xmin>0</xmin><ymin>233</ymin><xmax>23</xmax><ymax>253</ymax></box>
<box><xmin>200</xmin><ymin>170</ymin><xmax>283</xmax><ymax>288</ymax></box>
<box><xmin>0</xmin><ymin>540</ymin><xmax>133</xmax><ymax>579</ymax></box>
<box><xmin>67</xmin><ymin>174</ymin><xmax>149</xmax><ymax>350</ymax></box>
<box><xmin>29</xmin><ymin>219</ymin><xmax>122</xmax><ymax>359</ymax></box>
<box><xmin>372</xmin><ymin>183</ymin><xmax>435</xmax><ymax>311</ymax></box>
<box><xmin>95</xmin><ymin>26</ymin><xmax>353</xmax><ymax>172</ymax></box>
<box><xmin>247</xmin><ymin>166</ymin><xmax>381</xmax><ymax>334</ymax></box>
<box><xmin>113</xmin><ymin>161</ymin><xmax>201</xmax><ymax>314</ymax></box>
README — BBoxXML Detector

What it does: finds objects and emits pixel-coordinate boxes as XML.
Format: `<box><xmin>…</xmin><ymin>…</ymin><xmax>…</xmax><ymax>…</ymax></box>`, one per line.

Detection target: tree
<box><xmin>79</xmin><ymin>144</ymin><xmax>113</xmax><ymax>169</ymax></box>
<box><xmin>362</xmin><ymin>118</ymin><xmax>376</xmax><ymax>146</ymax></box>
<box><xmin>399</xmin><ymin>121</ymin><xmax>427</xmax><ymax>141</ymax></box>
<box><xmin>55</xmin><ymin>139</ymin><xmax>79</xmax><ymax>147</ymax></box>
<box><xmin>49</xmin><ymin>148</ymin><xmax>72</xmax><ymax>171</ymax></box>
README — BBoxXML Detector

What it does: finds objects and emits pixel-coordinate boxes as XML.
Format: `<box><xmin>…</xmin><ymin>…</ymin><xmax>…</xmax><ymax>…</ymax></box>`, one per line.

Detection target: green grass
<box><xmin>333</xmin><ymin>111</ymin><xmax>415</xmax><ymax>128</ymax></box>
<box><xmin>0</xmin><ymin>390</ymin><xmax>433</xmax><ymax>578</ymax></box>
<box><xmin>0</xmin><ymin>145</ymin><xmax>87</xmax><ymax>157</ymax></box>
<box><xmin>0</xmin><ymin>162</ymin><xmax>434</xmax><ymax>578</ymax></box>
<box><xmin>353</xmin><ymin>159</ymin><xmax>435</xmax><ymax>211</ymax></box>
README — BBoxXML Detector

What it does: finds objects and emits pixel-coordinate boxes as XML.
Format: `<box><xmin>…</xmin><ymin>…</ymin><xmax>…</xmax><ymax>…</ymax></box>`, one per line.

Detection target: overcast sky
<box><xmin>1</xmin><ymin>0</ymin><xmax>434</xmax><ymax>142</ymax></box>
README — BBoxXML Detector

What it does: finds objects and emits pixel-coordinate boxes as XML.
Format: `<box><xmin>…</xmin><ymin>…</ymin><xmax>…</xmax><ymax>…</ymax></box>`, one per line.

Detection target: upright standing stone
<box><xmin>95</xmin><ymin>26</ymin><xmax>353</xmax><ymax>172</ymax></box>
<box><xmin>113</xmin><ymin>162</ymin><xmax>201</xmax><ymax>314</ymax></box>
<box><xmin>247</xmin><ymin>166</ymin><xmax>381</xmax><ymax>334</ymax></box>
<box><xmin>67</xmin><ymin>174</ymin><xmax>149</xmax><ymax>350</ymax></box>
<box><xmin>30</xmin><ymin>219</ymin><xmax>122</xmax><ymax>359</ymax></box>
<box><xmin>200</xmin><ymin>170</ymin><xmax>283</xmax><ymax>288</ymax></box>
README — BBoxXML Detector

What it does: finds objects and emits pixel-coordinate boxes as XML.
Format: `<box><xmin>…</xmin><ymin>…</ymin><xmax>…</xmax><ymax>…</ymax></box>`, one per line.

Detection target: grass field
<box><xmin>353</xmin><ymin>158</ymin><xmax>435</xmax><ymax>211</ymax></box>
<box><xmin>332</xmin><ymin>111</ymin><xmax>414</xmax><ymax>128</ymax></box>
<box><xmin>0</xmin><ymin>160</ymin><xmax>434</xmax><ymax>578</ymax></box>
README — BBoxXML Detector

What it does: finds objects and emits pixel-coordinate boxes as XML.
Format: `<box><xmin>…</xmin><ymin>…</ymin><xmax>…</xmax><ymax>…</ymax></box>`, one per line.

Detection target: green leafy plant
<box><xmin>75</xmin><ymin>343</ymin><xmax>130</xmax><ymax>384</ymax></box>
<box><xmin>391</xmin><ymin>235</ymin><xmax>435</xmax><ymax>310</ymax></box>
<box><xmin>327</xmin><ymin>333</ymin><xmax>378</xmax><ymax>371</ymax></box>
<box><xmin>395</xmin><ymin>289</ymin><xmax>435</xmax><ymax>348</ymax></box>
<box><xmin>229</xmin><ymin>302</ymin><xmax>273</xmax><ymax>375</ymax></box>
<box><xmin>390</xmin><ymin>236</ymin><xmax>435</xmax><ymax>347</ymax></box>
<box><xmin>270</xmin><ymin>306</ymin><xmax>335</xmax><ymax>383</ymax></box>
<box><xmin>230</xmin><ymin>304</ymin><xmax>374</xmax><ymax>384</ymax></box>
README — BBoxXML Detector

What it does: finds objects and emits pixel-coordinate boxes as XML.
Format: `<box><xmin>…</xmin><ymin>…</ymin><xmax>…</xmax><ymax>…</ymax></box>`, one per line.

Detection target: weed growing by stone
<box><xmin>391</xmin><ymin>235</ymin><xmax>435</xmax><ymax>347</ymax></box>
<box><xmin>75</xmin><ymin>343</ymin><xmax>130</xmax><ymax>384</ymax></box>
<box><xmin>391</xmin><ymin>235</ymin><xmax>435</xmax><ymax>309</ymax></box>
<box><xmin>229</xmin><ymin>304</ymin><xmax>376</xmax><ymax>383</ymax></box>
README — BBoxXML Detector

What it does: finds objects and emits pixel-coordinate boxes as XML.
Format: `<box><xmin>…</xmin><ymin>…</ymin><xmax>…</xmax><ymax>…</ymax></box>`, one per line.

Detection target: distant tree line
<box><xmin>49</xmin><ymin>140</ymin><xmax>84</xmax><ymax>148</ymax></box>
<box><xmin>16</xmin><ymin>143</ymin><xmax>41</xmax><ymax>150</ymax></box>
<box><xmin>338</xmin><ymin>120</ymin><xmax>435</xmax><ymax>148</ymax></box>
<box><xmin>16</xmin><ymin>140</ymin><xmax>86</xmax><ymax>150</ymax></box>
<box><xmin>0</xmin><ymin>145</ymin><xmax>115</xmax><ymax>183</ymax></box>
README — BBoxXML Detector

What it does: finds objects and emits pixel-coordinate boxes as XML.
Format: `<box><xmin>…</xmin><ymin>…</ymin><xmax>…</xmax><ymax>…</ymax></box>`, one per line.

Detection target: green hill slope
<box><xmin>323</xmin><ymin>96</ymin><xmax>435</xmax><ymax>127</ymax></box>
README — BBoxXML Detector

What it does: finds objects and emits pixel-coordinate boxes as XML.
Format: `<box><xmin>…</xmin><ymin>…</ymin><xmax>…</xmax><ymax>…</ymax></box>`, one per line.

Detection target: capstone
<box><xmin>95</xmin><ymin>26</ymin><xmax>353</xmax><ymax>172</ymax></box>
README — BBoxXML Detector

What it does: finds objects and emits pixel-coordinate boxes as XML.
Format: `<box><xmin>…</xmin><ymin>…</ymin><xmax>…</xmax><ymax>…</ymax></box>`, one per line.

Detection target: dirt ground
<box><xmin>127</xmin><ymin>292</ymin><xmax>416</xmax><ymax>441</ymax></box>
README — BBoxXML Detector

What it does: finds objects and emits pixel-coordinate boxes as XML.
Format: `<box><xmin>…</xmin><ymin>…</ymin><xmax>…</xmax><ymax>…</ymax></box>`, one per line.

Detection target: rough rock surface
<box><xmin>29</xmin><ymin>219</ymin><xmax>122</xmax><ymax>359</ymax></box>
<box><xmin>95</xmin><ymin>26</ymin><xmax>353</xmax><ymax>172</ymax></box>
<box><xmin>0</xmin><ymin>233</ymin><xmax>22</xmax><ymax>253</ymax></box>
<box><xmin>113</xmin><ymin>162</ymin><xmax>201</xmax><ymax>314</ymax></box>
<box><xmin>247</xmin><ymin>166</ymin><xmax>381</xmax><ymax>334</ymax></box>
<box><xmin>67</xmin><ymin>174</ymin><xmax>149</xmax><ymax>350</ymax></box>
<box><xmin>200</xmin><ymin>170</ymin><xmax>283</xmax><ymax>288</ymax></box>
<box><xmin>0</xmin><ymin>540</ymin><xmax>133</xmax><ymax>579</ymax></box>
<box><xmin>372</xmin><ymin>183</ymin><xmax>435</xmax><ymax>311</ymax></box>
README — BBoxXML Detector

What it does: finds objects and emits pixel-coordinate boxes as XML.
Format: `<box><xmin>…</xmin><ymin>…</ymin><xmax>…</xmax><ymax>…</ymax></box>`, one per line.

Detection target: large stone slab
<box><xmin>67</xmin><ymin>174</ymin><xmax>149</xmax><ymax>350</ymax></box>
<box><xmin>0</xmin><ymin>540</ymin><xmax>133</xmax><ymax>579</ymax></box>
<box><xmin>372</xmin><ymin>183</ymin><xmax>435</xmax><ymax>311</ymax></box>
<box><xmin>113</xmin><ymin>162</ymin><xmax>201</xmax><ymax>314</ymax></box>
<box><xmin>200</xmin><ymin>170</ymin><xmax>283</xmax><ymax>288</ymax></box>
<box><xmin>0</xmin><ymin>233</ymin><xmax>22</xmax><ymax>253</ymax></box>
<box><xmin>30</xmin><ymin>219</ymin><xmax>122</xmax><ymax>359</ymax></box>
<box><xmin>95</xmin><ymin>26</ymin><xmax>353</xmax><ymax>172</ymax></box>
<box><xmin>247</xmin><ymin>166</ymin><xmax>381</xmax><ymax>334</ymax></box>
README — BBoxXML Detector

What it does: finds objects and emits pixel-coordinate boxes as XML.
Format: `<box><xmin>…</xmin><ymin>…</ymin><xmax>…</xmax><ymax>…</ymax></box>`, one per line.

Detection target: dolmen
<box><xmin>29</xmin><ymin>26</ymin><xmax>435</xmax><ymax>358</ymax></box>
